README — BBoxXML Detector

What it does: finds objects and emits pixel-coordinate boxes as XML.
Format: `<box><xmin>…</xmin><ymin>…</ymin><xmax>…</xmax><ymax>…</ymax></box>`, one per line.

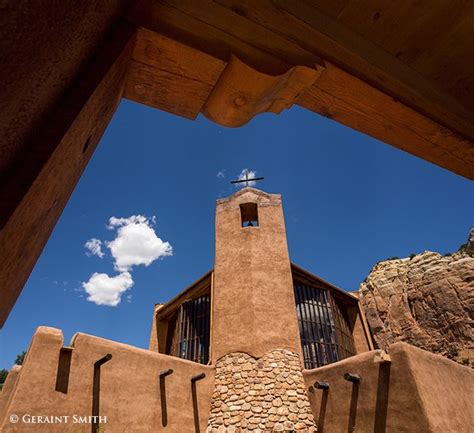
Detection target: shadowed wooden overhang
<box><xmin>1</xmin><ymin>0</ymin><xmax>473</xmax><ymax>327</ymax></box>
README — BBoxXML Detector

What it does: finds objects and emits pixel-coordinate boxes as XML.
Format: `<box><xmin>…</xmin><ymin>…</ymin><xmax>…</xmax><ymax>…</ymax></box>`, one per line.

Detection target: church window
<box><xmin>293</xmin><ymin>282</ymin><xmax>356</xmax><ymax>369</ymax></box>
<box><xmin>168</xmin><ymin>295</ymin><xmax>210</xmax><ymax>364</ymax></box>
<box><xmin>240</xmin><ymin>202</ymin><xmax>259</xmax><ymax>227</ymax></box>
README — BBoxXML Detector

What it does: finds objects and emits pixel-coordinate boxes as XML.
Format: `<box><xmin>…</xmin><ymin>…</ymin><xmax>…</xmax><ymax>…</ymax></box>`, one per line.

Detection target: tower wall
<box><xmin>212</xmin><ymin>188</ymin><xmax>301</xmax><ymax>362</ymax></box>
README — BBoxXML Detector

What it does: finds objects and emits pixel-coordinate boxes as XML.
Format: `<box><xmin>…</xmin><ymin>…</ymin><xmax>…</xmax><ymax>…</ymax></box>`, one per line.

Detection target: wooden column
<box><xmin>0</xmin><ymin>18</ymin><xmax>136</xmax><ymax>327</ymax></box>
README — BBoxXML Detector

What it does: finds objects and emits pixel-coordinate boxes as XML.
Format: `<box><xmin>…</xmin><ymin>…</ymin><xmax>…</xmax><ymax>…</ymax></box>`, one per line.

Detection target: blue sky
<box><xmin>1</xmin><ymin>100</ymin><xmax>473</xmax><ymax>369</ymax></box>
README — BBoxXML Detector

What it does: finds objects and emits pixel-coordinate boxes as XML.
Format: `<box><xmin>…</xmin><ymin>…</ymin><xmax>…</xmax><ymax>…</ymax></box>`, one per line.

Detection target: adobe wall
<box><xmin>352</xmin><ymin>313</ymin><xmax>373</xmax><ymax>354</ymax></box>
<box><xmin>303</xmin><ymin>342</ymin><xmax>474</xmax><ymax>433</ymax></box>
<box><xmin>212</xmin><ymin>189</ymin><xmax>301</xmax><ymax>361</ymax></box>
<box><xmin>0</xmin><ymin>366</ymin><xmax>21</xmax><ymax>425</ymax></box>
<box><xmin>0</xmin><ymin>327</ymin><xmax>214</xmax><ymax>433</ymax></box>
<box><xmin>400</xmin><ymin>343</ymin><xmax>474</xmax><ymax>432</ymax></box>
<box><xmin>148</xmin><ymin>303</ymin><xmax>165</xmax><ymax>352</ymax></box>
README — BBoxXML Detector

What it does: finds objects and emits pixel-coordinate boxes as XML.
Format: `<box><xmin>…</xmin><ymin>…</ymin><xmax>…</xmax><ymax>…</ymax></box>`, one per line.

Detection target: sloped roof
<box><xmin>291</xmin><ymin>262</ymin><xmax>359</xmax><ymax>306</ymax></box>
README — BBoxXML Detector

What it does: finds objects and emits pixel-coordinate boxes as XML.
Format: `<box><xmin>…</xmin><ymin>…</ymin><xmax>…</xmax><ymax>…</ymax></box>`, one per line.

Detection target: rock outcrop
<box><xmin>359</xmin><ymin>229</ymin><xmax>474</xmax><ymax>366</ymax></box>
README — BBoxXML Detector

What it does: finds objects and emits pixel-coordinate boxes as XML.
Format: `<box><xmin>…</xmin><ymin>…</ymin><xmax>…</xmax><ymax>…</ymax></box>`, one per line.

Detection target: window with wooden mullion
<box><xmin>169</xmin><ymin>295</ymin><xmax>210</xmax><ymax>364</ymax></box>
<box><xmin>293</xmin><ymin>283</ymin><xmax>356</xmax><ymax>369</ymax></box>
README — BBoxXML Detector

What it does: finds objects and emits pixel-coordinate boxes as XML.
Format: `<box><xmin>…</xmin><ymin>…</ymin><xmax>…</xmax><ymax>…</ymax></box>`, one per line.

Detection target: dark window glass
<box><xmin>294</xmin><ymin>283</ymin><xmax>356</xmax><ymax>369</ymax></box>
<box><xmin>169</xmin><ymin>295</ymin><xmax>210</xmax><ymax>364</ymax></box>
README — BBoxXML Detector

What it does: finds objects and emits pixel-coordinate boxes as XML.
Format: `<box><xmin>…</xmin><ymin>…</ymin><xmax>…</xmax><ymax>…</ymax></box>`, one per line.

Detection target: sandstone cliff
<box><xmin>359</xmin><ymin>229</ymin><xmax>474</xmax><ymax>366</ymax></box>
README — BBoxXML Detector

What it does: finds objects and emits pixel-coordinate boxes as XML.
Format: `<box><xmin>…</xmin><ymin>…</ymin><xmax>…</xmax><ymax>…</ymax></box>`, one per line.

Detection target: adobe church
<box><xmin>0</xmin><ymin>188</ymin><xmax>472</xmax><ymax>433</ymax></box>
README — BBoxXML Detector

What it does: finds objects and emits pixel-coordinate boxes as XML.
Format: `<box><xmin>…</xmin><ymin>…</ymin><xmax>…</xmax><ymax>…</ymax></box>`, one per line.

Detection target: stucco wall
<box><xmin>303</xmin><ymin>342</ymin><xmax>474</xmax><ymax>433</ymax></box>
<box><xmin>212</xmin><ymin>188</ymin><xmax>301</xmax><ymax>361</ymax></box>
<box><xmin>0</xmin><ymin>327</ymin><xmax>214</xmax><ymax>433</ymax></box>
<box><xmin>401</xmin><ymin>343</ymin><xmax>474</xmax><ymax>432</ymax></box>
<box><xmin>352</xmin><ymin>313</ymin><xmax>372</xmax><ymax>354</ymax></box>
<box><xmin>148</xmin><ymin>304</ymin><xmax>165</xmax><ymax>352</ymax></box>
<box><xmin>0</xmin><ymin>366</ymin><xmax>21</xmax><ymax>425</ymax></box>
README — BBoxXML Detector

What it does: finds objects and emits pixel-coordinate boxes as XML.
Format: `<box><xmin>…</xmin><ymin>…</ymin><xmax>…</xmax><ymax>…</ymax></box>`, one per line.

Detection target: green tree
<box><xmin>15</xmin><ymin>351</ymin><xmax>26</xmax><ymax>365</ymax></box>
<box><xmin>0</xmin><ymin>368</ymin><xmax>8</xmax><ymax>384</ymax></box>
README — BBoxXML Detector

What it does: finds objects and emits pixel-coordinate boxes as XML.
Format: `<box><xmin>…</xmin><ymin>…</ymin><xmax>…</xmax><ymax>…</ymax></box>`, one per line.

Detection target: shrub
<box><xmin>0</xmin><ymin>368</ymin><xmax>8</xmax><ymax>384</ymax></box>
<box><xmin>446</xmin><ymin>344</ymin><xmax>459</xmax><ymax>359</ymax></box>
<box><xmin>15</xmin><ymin>351</ymin><xmax>26</xmax><ymax>366</ymax></box>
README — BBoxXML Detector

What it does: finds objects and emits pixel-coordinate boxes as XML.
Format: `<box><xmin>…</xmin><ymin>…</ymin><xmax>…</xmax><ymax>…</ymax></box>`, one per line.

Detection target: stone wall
<box><xmin>207</xmin><ymin>350</ymin><xmax>316</xmax><ymax>432</ymax></box>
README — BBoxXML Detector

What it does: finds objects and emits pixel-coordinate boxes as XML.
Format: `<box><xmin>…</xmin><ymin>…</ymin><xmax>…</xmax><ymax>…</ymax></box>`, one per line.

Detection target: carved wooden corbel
<box><xmin>202</xmin><ymin>55</ymin><xmax>324</xmax><ymax>127</ymax></box>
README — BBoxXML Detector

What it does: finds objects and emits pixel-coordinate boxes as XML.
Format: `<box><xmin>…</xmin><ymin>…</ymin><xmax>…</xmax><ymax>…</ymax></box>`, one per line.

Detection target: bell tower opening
<box><xmin>240</xmin><ymin>202</ymin><xmax>259</xmax><ymax>227</ymax></box>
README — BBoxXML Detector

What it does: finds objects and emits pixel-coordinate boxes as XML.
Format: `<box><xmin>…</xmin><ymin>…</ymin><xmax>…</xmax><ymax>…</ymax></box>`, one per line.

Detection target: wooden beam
<box><xmin>131</xmin><ymin>28</ymin><xmax>226</xmax><ymax>85</ymax></box>
<box><xmin>124</xmin><ymin>28</ymin><xmax>226</xmax><ymax>119</ymax></box>
<box><xmin>298</xmin><ymin>63</ymin><xmax>474</xmax><ymax>179</ymax></box>
<box><xmin>127</xmin><ymin>0</ymin><xmax>321</xmax><ymax>74</ymax></box>
<box><xmin>0</xmin><ymin>21</ymin><xmax>136</xmax><ymax>327</ymax></box>
<box><xmin>125</xmin><ymin>60</ymin><xmax>213</xmax><ymax>119</ymax></box>
<box><xmin>127</xmin><ymin>0</ymin><xmax>474</xmax><ymax>178</ymax></box>
<box><xmin>269</xmin><ymin>0</ymin><xmax>474</xmax><ymax>141</ymax></box>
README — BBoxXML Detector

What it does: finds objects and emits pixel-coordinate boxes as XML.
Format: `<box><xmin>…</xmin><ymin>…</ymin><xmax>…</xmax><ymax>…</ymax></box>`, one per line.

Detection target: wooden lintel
<box><xmin>298</xmin><ymin>63</ymin><xmax>474</xmax><ymax>179</ymax></box>
<box><xmin>123</xmin><ymin>28</ymin><xmax>226</xmax><ymax>119</ymax></box>
<box><xmin>125</xmin><ymin>60</ymin><xmax>214</xmax><ymax>120</ymax></box>
<box><xmin>127</xmin><ymin>0</ymin><xmax>474</xmax><ymax>179</ymax></box>
<box><xmin>270</xmin><ymin>0</ymin><xmax>474</xmax><ymax>143</ymax></box>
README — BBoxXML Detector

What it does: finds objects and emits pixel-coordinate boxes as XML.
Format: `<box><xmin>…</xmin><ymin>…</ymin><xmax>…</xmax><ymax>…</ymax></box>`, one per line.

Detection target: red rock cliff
<box><xmin>359</xmin><ymin>229</ymin><xmax>474</xmax><ymax>366</ymax></box>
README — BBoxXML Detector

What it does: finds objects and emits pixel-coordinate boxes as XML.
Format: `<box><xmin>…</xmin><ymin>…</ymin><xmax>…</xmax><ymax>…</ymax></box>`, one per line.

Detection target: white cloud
<box><xmin>81</xmin><ymin>214</ymin><xmax>172</xmax><ymax>306</ymax></box>
<box><xmin>236</xmin><ymin>168</ymin><xmax>257</xmax><ymax>187</ymax></box>
<box><xmin>216</xmin><ymin>169</ymin><xmax>226</xmax><ymax>178</ymax></box>
<box><xmin>106</xmin><ymin>215</ymin><xmax>172</xmax><ymax>272</ymax></box>
<box><xmin>107</xmin><ymin>215</ymin><xmax>154</xmax><ymax>229</ymax></box>
<box><xmin>85</xmin><ymin>238</ymin><xmax>104</xmax><ymax>258</ymax></box>
<box><xmin>82</xmin><ymin>272</ymin><xmax>133</xmax><ymax>306</ymax></box>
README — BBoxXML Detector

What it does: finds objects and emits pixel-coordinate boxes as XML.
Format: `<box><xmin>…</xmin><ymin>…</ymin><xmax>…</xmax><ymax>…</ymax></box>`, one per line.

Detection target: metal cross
<box><xmin>230</xmin><ymin>170</ymin><xmax>264</xmax><ymax>187</ymax></box>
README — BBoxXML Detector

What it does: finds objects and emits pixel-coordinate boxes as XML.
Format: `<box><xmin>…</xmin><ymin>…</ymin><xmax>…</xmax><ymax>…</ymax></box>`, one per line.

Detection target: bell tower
<box><xmin>208</xmin><ymin>187</ymin><xmax>316</xmax><ymax>432</ymax></box>
<box><xmin>212</xmin><ymin>187</ymin><xmax>301</xmax><ymax>361</ymax></box>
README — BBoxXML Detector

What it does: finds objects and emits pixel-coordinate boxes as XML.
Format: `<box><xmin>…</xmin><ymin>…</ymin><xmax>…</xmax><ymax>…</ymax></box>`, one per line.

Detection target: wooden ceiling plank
<box><xmin>411</xmin><ymin>4</ymin><xmax>474</xmax><ymax>73</ymax></box>
<box><xmin>410</xmin><ymin>8</ymin><xmax>474</xmax><ymax>111</ymax></box>
<box><xmin>379</xmin><ymin>1</ymin><xmax>470</xmax><ymax>63</ymax></box>
<box><xmin>127</xmin><ymin>0</ymin><xmax>293</xmax><ymax>74</ymax></box>
<box><xmin>298</xmin><ymin>63</ymin><xmax>474</xmax><ymax>179</ymax></box>
<box><xmin>311</xmin><ymin>0</ymin><xmax>351</xmax><ymax>20</ymax></box>
<box><xmin>271</xmin><ymin>0</ymin><xmax>474</xmax><ymax>141</ymax></box>
<box><xmin>334</xmin><ymin>0</ymin><xmax>474</xmax><ymax>110</ymax></box>
<box><xmin>161</xmin><ymin>0</ymin><xmax>321</xmax><ymax>70</ymax></box>
<box><xmin>333</xmin><ymin>0</ymin><xmax>395</xmax><ymax>40</ymax></box>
